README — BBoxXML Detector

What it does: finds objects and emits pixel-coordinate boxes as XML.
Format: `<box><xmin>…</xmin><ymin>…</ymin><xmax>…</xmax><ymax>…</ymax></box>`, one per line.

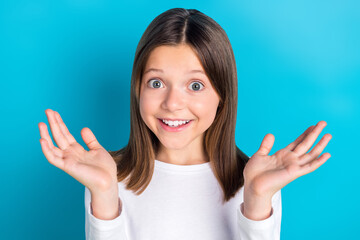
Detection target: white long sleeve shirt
<box><xmin>85</xmin><ymin>159</ymin><xmax>282</xmax><ymax>240</ymax></box>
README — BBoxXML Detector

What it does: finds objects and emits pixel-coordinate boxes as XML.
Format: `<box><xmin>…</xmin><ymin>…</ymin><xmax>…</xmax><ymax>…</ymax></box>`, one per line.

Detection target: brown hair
<box><xmin>108</xmin><ymin>8</ymin><xmax>249</xmax><ymax>203</ymax></box>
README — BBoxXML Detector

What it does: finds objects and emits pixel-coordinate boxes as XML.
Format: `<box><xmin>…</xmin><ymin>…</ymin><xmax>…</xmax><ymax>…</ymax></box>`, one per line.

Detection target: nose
<box><xmin>161</xmin><ymin>86</ymin><xmax>186</xmax><ymax>112</ymax></box>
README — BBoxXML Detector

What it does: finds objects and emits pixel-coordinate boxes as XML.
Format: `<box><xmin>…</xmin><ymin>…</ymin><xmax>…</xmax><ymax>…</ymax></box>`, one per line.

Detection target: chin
<box><xmin>159</xmin><ymin>138</ymin><xmax>189</xmax><ymax>150</ymax></box>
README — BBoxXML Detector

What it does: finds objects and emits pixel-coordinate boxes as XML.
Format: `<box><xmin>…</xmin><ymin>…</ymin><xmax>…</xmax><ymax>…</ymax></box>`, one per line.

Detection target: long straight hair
<box><xmin>109</xmin><ymin>8</ymin><xmax>249</xmax><ymax>203</ymax></box>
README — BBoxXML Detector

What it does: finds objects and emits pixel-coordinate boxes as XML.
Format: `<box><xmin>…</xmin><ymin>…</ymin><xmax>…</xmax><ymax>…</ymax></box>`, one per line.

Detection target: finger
<box><xmin>45</xmin><ymin>109</ymin><xmax>69</xmax><ymax>150</ymax></box>
<box><xmin>54</xmin><ymin>111</ymin><xmax>77</xmax><ymax>144</ymax></box>
<box><xmin>38</xmin><ymin>122</ymin><xmax>55</xmax><ymax>149</ymax></box>
<box><xmin>293</xmin><ymin>121</ymin><xmax>327</xmax><ymax>156</ymax></box>
<box><xmin>297</xmin><ymin>152</ymin><xmax>331</xmax><ymax>177</ymax></box>
<box><xmin>256</xmin><ymin>133</ymin><xmax>275</xmax><ymax>156</ymax></box>
<box><xmin>81</xmin><ymin>127</ymin><xmax>104</xmax><ymax>150</ymax></box>
<box><xmin>298</xmin><ymin>133</ymin><xmax>332</xmax><ymax>165</ymax></box>
<box><xmin>38</xmin><ymin>122</ymin><xmax>63</xmax><ymax>156</ymax></box>
<box><xmin>285</xmin><ymin>125</ymin><xmax>315</xmax><ymax>151</ymax></box>
<box><xmin>40</xmin><ymin>138</ymin><xmax>65</xmax><ymax>170</ymax></box>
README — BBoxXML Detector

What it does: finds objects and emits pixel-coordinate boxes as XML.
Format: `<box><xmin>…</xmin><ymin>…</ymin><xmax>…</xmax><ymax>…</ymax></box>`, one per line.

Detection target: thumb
<box><xmin>256</xmin><ymin>133</ymin><xmax>275</xmax><ymax>156</ymax></box>
<box><xmin>81</xmin><ymin>127</ymin><xmax>103</xmax><ymax>150</ymax></box>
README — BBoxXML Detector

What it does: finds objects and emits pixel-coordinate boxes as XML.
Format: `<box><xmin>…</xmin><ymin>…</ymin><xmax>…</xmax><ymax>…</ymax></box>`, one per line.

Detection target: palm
<box><xmin>61</xmin><ymin>144</ymin><xmax>117</xmax><ymax>190</ymax></box>
<box><xmin>39</xmin><ymin>109</ymin><xmax>117</xmax><ymax>192</ymax></box>
<box><xmin>243</xmin><ymin>121</ymin><xmax>332</xmax><ymax>197</ymax></box>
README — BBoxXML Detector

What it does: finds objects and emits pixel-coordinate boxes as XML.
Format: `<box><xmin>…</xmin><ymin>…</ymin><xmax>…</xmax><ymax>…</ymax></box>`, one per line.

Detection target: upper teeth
<box><xmin>162</xmin><ymin>119</ymin><xmax>190</xmax><ymax>127</ymax></box>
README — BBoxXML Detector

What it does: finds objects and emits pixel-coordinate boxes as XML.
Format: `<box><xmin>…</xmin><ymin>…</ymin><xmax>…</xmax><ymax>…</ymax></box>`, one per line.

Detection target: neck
<box><xmin>155</xmin><ymin>137</ymin><xmax>208</xmax><ymax>165</ymax></box>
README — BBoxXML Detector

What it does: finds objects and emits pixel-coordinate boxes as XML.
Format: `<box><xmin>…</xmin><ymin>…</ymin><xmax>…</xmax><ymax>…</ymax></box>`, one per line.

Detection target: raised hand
<box><xmin>38</xmin><ymin>109</ymin><xmax>118</xmax><ymax>193</ymax></box>
<box><xmin>243</xmin><ymin>121</ymin><xmax>332</xmax><ymax>198</ymax></box>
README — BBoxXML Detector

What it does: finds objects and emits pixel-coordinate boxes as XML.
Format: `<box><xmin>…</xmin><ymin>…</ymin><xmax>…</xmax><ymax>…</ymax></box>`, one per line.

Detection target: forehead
<box><xmin>144</xmin><ymin>44</ymin><xmax>205</xmax><ymax>72</ymax></box>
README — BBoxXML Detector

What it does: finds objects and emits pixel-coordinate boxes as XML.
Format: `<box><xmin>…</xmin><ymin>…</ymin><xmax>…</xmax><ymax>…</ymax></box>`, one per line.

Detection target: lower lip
<box><xmin>158</xmin><ymin>119</ymin><xmax>192</xmax><ymax>132</ymax></box>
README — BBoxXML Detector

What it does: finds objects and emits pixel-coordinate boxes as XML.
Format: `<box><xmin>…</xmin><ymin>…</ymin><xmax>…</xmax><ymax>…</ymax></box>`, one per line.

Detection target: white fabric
<box><xmin>85</xmin><ymin>159</ymin><xmax>282</xmax><ymax>240</ymax></box>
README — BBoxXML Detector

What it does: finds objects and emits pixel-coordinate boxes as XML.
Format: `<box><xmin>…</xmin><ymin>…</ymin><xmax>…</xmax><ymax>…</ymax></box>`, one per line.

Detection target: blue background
<box><xmin>1</xmin><ymin>0</ymin><xmax>359</xmax><ymax>239</ymax></box>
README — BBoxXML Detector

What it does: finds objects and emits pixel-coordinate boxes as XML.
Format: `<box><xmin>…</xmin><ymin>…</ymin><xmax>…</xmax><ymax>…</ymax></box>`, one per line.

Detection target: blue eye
<box><xmin>148</xmin><ymin>79</ymin><xmax>163</xmax><ymax>88</ymax></box>
<box><xmin>188</xmin><ymin>81</ymin><xmax>204</xmax><ymax>91</ymax></box>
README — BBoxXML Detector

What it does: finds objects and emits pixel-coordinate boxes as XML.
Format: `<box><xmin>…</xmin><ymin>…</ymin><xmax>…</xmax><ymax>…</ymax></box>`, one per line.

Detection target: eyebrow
<box><xmin>143</xmin><ymin>68</ymin><xmax>206</xmax><ymax>75</ymax></box>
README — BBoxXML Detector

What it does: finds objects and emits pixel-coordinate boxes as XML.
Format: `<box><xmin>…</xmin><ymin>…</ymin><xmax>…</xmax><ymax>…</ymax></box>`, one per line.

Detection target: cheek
<box><xmin>139</xmin><ymin>91</ymin><xmax>160</xmax><ymax>120</ymax></box>
<box><xmin>139</xmin><ymin>96</ymin><xmax>155</xmax><ymax>132</ymax></box>
<box><xmin>139</xmin><ymin>92</ymin><xmax>150</xmax><ymax>120</ymax></box>
<box><xmin>192</xmin><ymin>96</ymin><xmax>219</xmax><ymax>121</ymax></box>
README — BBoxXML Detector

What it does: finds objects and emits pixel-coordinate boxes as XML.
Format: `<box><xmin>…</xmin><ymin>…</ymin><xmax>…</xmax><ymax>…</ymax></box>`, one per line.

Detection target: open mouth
<box><xmin>160</xmin><ymin>119</ymin><xmax>191</xmax><ymax>127</ymax></box>
<box><xmin>158</xmin><ymin>118</ymin><xmax>192</xmax><ymax>131</ymax></box>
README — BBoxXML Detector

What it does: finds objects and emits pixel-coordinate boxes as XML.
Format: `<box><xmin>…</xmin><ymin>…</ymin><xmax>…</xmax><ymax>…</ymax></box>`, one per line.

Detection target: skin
<box><xmin>243</xmin><ymin>122</ymin><xmax>332</xmax><ymax>220</ymax></box>
<box><xmin>38</xmin><ymin>43</ymin><xmax>332</xmax><ymax>221</ymax></box>
<box><xmin>38</xmin><ymin>110</ymin><xmax>120</xmax><ymax>220</ymax></box>
<box><xmin>139</xmin><ymin>43</ymin><xmax>220</xmax><ymax>165</ymax></box>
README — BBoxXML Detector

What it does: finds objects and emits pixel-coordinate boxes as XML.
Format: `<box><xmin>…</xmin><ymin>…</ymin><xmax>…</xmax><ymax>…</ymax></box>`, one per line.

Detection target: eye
<box><xmin>147</xmin><ymin>79</ymin><xmax>163</xmax><ymax>88</ymax></box>
<box><xmin>188</xmin><ymin>81</ymin><xmax>204</xmax><ymax>91</ymax></box>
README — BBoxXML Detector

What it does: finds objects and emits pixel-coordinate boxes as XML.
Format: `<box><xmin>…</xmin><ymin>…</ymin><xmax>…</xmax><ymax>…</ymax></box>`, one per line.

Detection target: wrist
<box><xmin>90</xmin><ymin>183</ymin><xmax>120</xmax><ymax>220</ymax></box>
<box><xmin>243</xmin><ymin>185</ymin><xmax>273</xmax><ymax>221</ymax></box>
<box><xmin>91</xmin><ymin>180</ymin><xmax>119</xmax><ymax>195</ymax></box>
<box><xmin>243</xmin><ymin>180</ymin><xmax>274</xmax><ymax>198</ymax></box>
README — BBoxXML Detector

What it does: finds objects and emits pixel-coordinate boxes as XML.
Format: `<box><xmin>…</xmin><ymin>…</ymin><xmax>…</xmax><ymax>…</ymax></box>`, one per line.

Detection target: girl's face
<box><xmin>139</xmin><ymin>44</ymin><xmax>220</xmax><ymax>151</ymax></box>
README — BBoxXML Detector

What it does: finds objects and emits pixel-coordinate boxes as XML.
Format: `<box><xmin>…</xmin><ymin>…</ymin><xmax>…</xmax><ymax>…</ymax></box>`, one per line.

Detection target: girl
<box><xmin>38</xmin><ymin>8</ymin><xmax>332</xmax><ymax>240</ymax></box>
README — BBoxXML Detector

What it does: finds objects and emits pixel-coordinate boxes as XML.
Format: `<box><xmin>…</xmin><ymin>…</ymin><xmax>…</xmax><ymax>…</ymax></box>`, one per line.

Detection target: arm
<box><xmin>85</xmin><ymin>187</ymin><xmax>128</xmax><ymax>240</ymax></box>
<box><xmin>38</xmin><ymin>110</ymin><xmax>129</xmax><ymax>239</ymax></box>
<box><xmin>237</xmin><ymin>121</ymin><xmax>331</xmax><ymax>239</ymax></box>
<box><xmin>237</xmin><ymin>189</ymin><xmax>282</xmax><ymax>240</ymax></box>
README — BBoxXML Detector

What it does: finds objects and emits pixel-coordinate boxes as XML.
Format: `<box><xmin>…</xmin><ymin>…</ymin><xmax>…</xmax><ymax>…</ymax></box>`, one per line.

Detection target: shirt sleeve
<box><xmin>236</xmin><ymin>189</ymin><xmax>282</xmax><ymax>240</ymax></box>
<box><xmin>85</xmin><ymin>186</ymin><xmax>128</xmax><ymax>240</ymax></box>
